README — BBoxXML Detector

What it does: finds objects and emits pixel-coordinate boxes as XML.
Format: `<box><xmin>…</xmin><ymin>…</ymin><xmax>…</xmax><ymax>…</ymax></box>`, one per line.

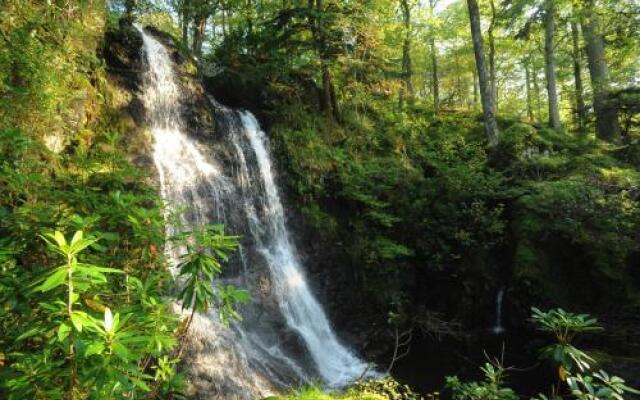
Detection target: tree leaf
<box><xmin>54</xmin><ymin>231</ymin><xmax>67</xmax><ymax>248</ymax></box>
<box><xmin>15</xmin><ymin>327</ymin><xmax>40</xmax><ymax>341</ymax></box>
<box><xmin>57</xmin><ymin>322</ymin><xmax>71</xmax><ymax>342</ymax></box>
<box><xmin>71</xmin><ymin>311</ymin><xmax>86</xmax><ymax>332</ymax></box>
<box><xmin>84</xmin><ymin>342</ymin><xmax>105</xmax><ymax>357</ymax></box>
<box><xmin>71</xmin><ymin>230</ymin><xmax>83</xmax><ymax>246</ymax></box>
<box><xmin>37</xmin><ymin>268</ymin><xmax>67</xmax><ymax>292</ymax></box>
<box><xmin>113</xmin><ymin>342</ymin><xmax>130</xmax><ymax>361</ymax></box>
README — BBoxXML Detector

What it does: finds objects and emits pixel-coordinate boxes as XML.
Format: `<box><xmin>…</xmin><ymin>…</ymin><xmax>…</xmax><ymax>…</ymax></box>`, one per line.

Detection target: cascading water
<box><xmin>492</xmin><ymin>289</ymin><xmax>505</xmax><ymax>335</ymax></box>
<box><xmin>137</xmin><ymin>27</ymin><xmax>371</xmax><ymax>398</ymax></box>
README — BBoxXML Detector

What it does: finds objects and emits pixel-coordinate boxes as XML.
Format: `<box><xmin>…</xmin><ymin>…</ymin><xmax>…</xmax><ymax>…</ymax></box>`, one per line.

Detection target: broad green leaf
<box><xmin>37</xmin><ymin>268</ymin><xmax>67</xmax><ymax>292</ymax></box>
<box><xmin>71</xmin><ymin>230</ymin><xmax>83</xmax><ymax>246</ymax></box>
<box><xmin>131</xmin><ymin>378</ymin><xmax>151</xmax><ymax>392</ymax></box>
<box><xmin>57</xmin><ymin>322</ymin><xmax>71</xmax><ymax>342</ymax></box>
<box><xmin>69</xmin><ymin>238</ymin><xmax>98</xmax><ymax>255</ymax></box>
<box><xmin>84</xmin><ymin>342</ymin><xmax>105</xmax><ymax>357</ymax></box>
<box><xmin>71</xmin><ymin>311</ymin><xmax>89</xmax><ymax>332</ymax></box>
<box><xmin>113</xmin><ymin>342</ymin><xmax>130</xmax><ymax>361</ymax></box>
<box><xmin>15</xmin><ymin>327</ymin><xmax>40</xmax><ymax>341</ymax></box>
<box><xmin>54</xmin><ymin>231</ymin><xmax>66</xmax><ymax>248</ymax></box>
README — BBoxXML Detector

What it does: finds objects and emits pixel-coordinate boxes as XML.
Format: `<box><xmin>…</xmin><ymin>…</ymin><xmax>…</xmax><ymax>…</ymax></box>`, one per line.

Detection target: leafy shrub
<box><xmin>447</xmin><ymin>308</ymin><xmax>639</xmax><ymax>400</ymax></box>
<box><xmin>446</xmin><ymin>363</ymin><xmax>517</xmax><ymax>400</ymax></box>
<box><xmin>351</xmin><ymin>377</ymin><xmax>424</xmax><ymax>400</ymax></box>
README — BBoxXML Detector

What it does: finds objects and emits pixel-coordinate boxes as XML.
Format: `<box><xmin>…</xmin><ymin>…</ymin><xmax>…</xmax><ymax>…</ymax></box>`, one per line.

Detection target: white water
<box><xmin>137</xmin><ymin>27</ymin><xmax>370</xmax><ymax>397</ymax></box>
<box><xmin>232</xmin><ymin>111</ymin><xmax>369</xmax><ymax>386</ymax></box>
<box><xmin>492</xmin><ymin>289</ymin><xmax>505</xmax><ymax>335</ymax></box>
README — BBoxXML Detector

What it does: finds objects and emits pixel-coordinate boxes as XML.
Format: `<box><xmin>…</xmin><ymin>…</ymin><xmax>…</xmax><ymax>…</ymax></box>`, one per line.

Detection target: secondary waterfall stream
<box><xmin>137</xmin><ymin>27</ymin><xmax>370</xmax><ymax>398</ymax></box>
<box><xmin>492</xmin><ymin>289</ymin><xmax>505</xmax><ymax>335</ymax></box>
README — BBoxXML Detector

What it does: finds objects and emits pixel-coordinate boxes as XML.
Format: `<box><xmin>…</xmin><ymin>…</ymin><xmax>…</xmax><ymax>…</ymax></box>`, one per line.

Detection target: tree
<box><xmin>543</xmin><ymin>0</ymin><xmax>562</xmax><ymax>130</ymax></box>
<box><xmin>125</xmin><ymin>0</ymin><xmax>137</xmax><ymax>21</ymax></box>
<box><xmin>168</xmin><ymin>0</ymin><xmax>193</xmax><ymax>47</ymax></box>
<box><xmin>570</xmin><ymin>18</ymin><xmax>587</xmax><ymax>133</ymax></box>
<box><xmin>399</xmin><ymin>0</ymin><xmax>415</xmax><ymax>108</ymax></box>
<box><xmin>428</xmin><ymin>0</ymin><xmax>440</xmax><ymax>113</ymax></box>
<box><xmin>466</xmin><ymin>0</ymin><xmax>499</xmax><ymax>144</ymax></box>
<box><xmin>307</xmin><ymin>0</ymin><xmax>342</xmax><ymax>121</ymax></box>
<box><xmin>488</xmin><ymin>0</ymin><xmax>498</xmax><ymax>113</ymax></box>
<box><xmin>524</xmin><ymin>56</ymin><xmax>535</xmax><ymax>121</ymax></box>
<box><xmin>581</xmin><ymin>0</ymin><xmax>622</xmax><ymax>142</ymax></box>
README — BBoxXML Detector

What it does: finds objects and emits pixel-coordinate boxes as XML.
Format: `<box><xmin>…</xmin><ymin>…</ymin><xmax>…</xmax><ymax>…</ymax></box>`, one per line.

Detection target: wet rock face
<box><xmin>139</xmin><ymin>26</ymin><xmax>216</xmax><ymax>141</ymax></box>
<box><xmin>103</xmin><ymin>20</ymin><xmax>144</xmax><ymax>90</ymax></box>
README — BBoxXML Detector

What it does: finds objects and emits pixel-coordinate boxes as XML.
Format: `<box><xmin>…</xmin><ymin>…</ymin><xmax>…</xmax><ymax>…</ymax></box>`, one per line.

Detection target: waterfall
<box><xmin>492</xmin><ymin>289</ymin><xmax>505</xmax><ymax>335</ymax></box>
<box><xmin>137</xmin><ymin>27</ymin><xmax>371</xmax><ymax>398</ymax></box>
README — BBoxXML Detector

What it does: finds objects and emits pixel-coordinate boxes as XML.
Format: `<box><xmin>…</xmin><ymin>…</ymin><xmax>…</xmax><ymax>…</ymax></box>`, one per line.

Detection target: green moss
<box><xmin>273</xmin><ymin>378</ymin><xmax>423</xmax><ymax>400</ymax></box>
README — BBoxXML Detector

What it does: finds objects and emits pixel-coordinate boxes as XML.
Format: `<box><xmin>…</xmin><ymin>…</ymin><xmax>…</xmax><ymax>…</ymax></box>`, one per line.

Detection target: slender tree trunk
<box><xmin>321</xmin><ymin>63</ymin><xmax>334</xmax><ymax>114</ymax></box>
<box><xmin>308</xmin><ymin>0</ymin><xmax>341</xmax><ymax>120</ymax></box>
<box><xmin>488</xmin><ymin>0</ymin><xmax>498</xmax><ymax>113</ymax></box>
<box><xmin>582</xmin><ymin>0</ymin><xmax>621</xmax><ymax>142</ymax></box>
<box><xmin>466</xmin><ymin>0</ymin><xmax>499</xmax><ymax>144</ymax></box>
<box><xmin>473</xmin><ymin>66</ymin><xmax>479</xmax><ymax>108</ymax></box>
<box><xmin>399</xmin><ymin>0</ymin><xmax>414</xmax><ymax>108</ymax></box>
<box><xmin>544</xmin><ymin>0</ymin><xmax>562</xmax><ymax>130</ymax></box>
<box><xmin>570</xmin><ymin>20</ymin><xmax>587</xmax><ymax>133</ymax></box>
<box><xmin>125</xmin><ymin>0</ymin><xmax>136</xmax><ymax>22</ymax></box>
<box><xmin>328</xmin><ymin>68</ymin><xmax>341</xmax><ymax>120</ymax></box>
<box><xmin>524</xmin><ymin>58</ymin><xmax>534</xmax><ymax>121</ymax></box>
<box><xmin>430</xmin><ymin>38</ymin><xmax>439</xmax><ymax>113</ymax></box>
<box><xmin>181</xmin><ymin>0</ymin><xmax>190</xmax><ymax>46</ymax></box>
<box><xmin>192</xmin><ymin>16</ymin><xmax>207</xmax><ymax>58</ymax></box>
<box><xmin>429</xmin><ymin>0</ymin><xmax>440</xmax><ymax>114</ymax></box>
<box><xmin>308</xmin><ymin>0</ymin><xmax>328</xmax><ymax>112</ymax></box>
<box><xmin>532</xmin><ymin>60</ymin><xmax>542</xmax><ymax>119</ymax></box>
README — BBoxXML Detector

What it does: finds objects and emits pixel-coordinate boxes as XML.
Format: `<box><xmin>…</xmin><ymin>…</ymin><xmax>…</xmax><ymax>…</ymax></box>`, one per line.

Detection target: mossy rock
<box><xmin>491</xmin><ymin>123</ymin><xmax>551</xmax><ymax>168</ymax></box>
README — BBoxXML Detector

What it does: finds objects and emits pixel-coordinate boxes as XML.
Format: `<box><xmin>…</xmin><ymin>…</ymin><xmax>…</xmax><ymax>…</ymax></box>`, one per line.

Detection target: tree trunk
<box><xmin>473</xmin><ymin>66</ymin><xmax>479</xmax><ymax>109</ymax></box>
<box><xmin>327</xmin><ymin>66</ymin><xmax>341</xmax><ymax>121</ymax></box>
<box><xmin>532</xmin><ymin>59</ymin><xmax>542</xmax><ymax>118</ymax></box>
<box><xmin>582</xmin><ymin>0</ymin><xmax>621</xmax><ymax>142</ymax></box>
<box><xmin>524</xmin><ymin>58</ymin><xmax>534</xmax><ymax>121</ymax></box>
<box><xmin>125</xmin><ymin>0</ymin><xmax>136</xmax><ymax>22</ymax></box>
<box><xmin>429</xmin><ymin>0</ymin><xmax>440</xmax><ymax>114</ymax></box>
<box><xmin>466</xmin><ymin>0</ymin><xmax>499</xmax><ymax>144</ymax></box>
<box><xmin>399</xmin><ymin>0</ymin><xmax>414</xmax><ymax>108</ymax></box>
<box><xmin>192</xmin><ymin>16</ymin><xmax>207</xmax><ymax>58</ymax></box>
<box><xmin>180</xmin><ymin>0</ymin><xmax>191</xmax><ymax>48</ymax></box>
<box><xmin>570</xmin><ymin>20</ymin><xmax>586</xmax><ymax>133</ymax></box>
<box><xmin>308</xmin><ymin>0</ymin><xmax>341</xmax><ymax>120</ymax></box>
<box><xmin>488</xmin><ymin>0</ymin><xmax>498</xmax><ymax>113</ymax></box>
<box><xmin>544</xmin><ymin>0</ymin><xmax>562</xmax><ymax>130</ymax></box>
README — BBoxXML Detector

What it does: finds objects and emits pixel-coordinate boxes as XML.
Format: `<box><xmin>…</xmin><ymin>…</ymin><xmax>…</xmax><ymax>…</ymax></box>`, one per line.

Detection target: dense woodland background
<box><xmin>1</xmin><ymin>0</ymin><xmax>639</xmax><ymax>399</ymax></box>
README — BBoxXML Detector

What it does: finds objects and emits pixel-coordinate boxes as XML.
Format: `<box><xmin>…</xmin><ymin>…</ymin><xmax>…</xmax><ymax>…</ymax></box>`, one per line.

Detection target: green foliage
<box><xmin>446</xmin><ymin>363</ymin><xmax>517</xmax><ymax>400</ymax></box>
<box><xmin>172</xmin><ymin>224</ymin><xmax>249</xmax><ymax>325</ymax></box>
<box><xmin>2</xmin><ymin>231</ymin><xmax>181</xmax><ymax>399</ymax></box>
<box><xmin>449</xmin><ymin>308</ymin><xmax>638</xmax><ymax>400</ymax></box>
<box><xmin>531</xmin><ymin>307</ymin><xmax>601</xmax><ymax>375</ymax></box>
<box><xmin>351</xmin><ymin>377</ymin><xmax>424</xmax><ymax>400</ymax></box>
<box><xmin>530</xmin><ymin>308</ymin><xmax>639</xmax><ymax>400</ymax></box>
<box><xmin>566</xmin><ymin>370</ymin><xmax>640</xmax><ymax>400</ymax></box>
<box><xmin>196</xmin><ymin>0</ymin><xmax>640</xmax><ymax>323</ymax></box>
<box><xmin>531</xmin><ymin>307</ymin><xmax>603</xmax><ymax>344</ymax></box>
<box><xmin>0</xmin><ymin>4</ymin><xmax>194</xmax><ymax>398</ymax></box>
<box><xmin>269</xmin><ymin>99</ymin><xmax>507</xmax><ymax>312</ymax></box>
<box><xmin>273</xmin><ymin>377</ymin><xmax>422</xmax><ymax>400</ymax></box>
